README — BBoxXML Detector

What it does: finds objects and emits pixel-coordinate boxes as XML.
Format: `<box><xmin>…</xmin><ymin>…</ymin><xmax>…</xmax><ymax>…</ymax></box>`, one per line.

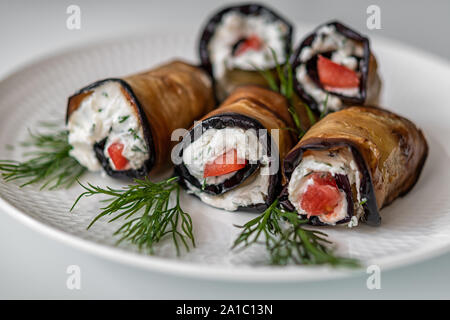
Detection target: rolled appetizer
<box><xmin>280</xmin><ymin>106</ymin><xmax>428</xmax><ymax>227</ymax></box>
<box><xmin>290</xmin><ymin>21</ymin><xmax>381</xmax><ymax>114</ymax></box>
<box><xmin>199</xmin><ymin>3</ymin><xmax>293</xmax><ymax>101</ymax></box>
<box><xmin>175</xmin><ymin>85</ymin><xmax>296</xmax><ymax>211</ymax></box>
<box><xmin>67</xmin><ymin>61</ymin><xmax>215</xmax><ymax>178</ymax></box>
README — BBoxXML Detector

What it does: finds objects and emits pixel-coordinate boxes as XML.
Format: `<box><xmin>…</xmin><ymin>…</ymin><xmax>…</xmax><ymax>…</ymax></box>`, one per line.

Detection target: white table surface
<box><xmin>1</xmin><ymin>0</ymin><xmax>449</xmax><ymax>299</ymax></box>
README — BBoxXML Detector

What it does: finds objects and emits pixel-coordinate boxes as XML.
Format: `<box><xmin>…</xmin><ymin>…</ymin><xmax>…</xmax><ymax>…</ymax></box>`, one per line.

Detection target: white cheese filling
<box><xmin>183</xmin><ymin>127</ymin><xmax>270</xmax><ymax>211</ymax></box>
<box><xmin>296</xmin><ymin>24</ymin><xmax>364</xmax><ymax>112</ymax></box>
<box><xmin>68</xmin><ymin>81</ymin><xmax>149</xmax><ymax>171</ymax></box>
<box><xmin>208</xmin><ymin>11</ymin><xmax>289</xmax><ymax>80</ymax></box>
<box><xmin>287</xmin><ymin>148</ymin><xmax>363</xmax><ymax>226</ymax></box>
<box><xmin>186</xmin><ymin>171</ymin><xmax>270</xmax><ymax>211</ymax></box>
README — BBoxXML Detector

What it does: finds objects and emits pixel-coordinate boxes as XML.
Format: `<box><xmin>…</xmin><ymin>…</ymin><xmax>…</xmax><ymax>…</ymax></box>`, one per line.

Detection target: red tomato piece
<box><xmin>107</xmin><ymin>142</ymin><xmax>129</xmax><ymax>170</ymax></box>
<box><xmin>234</xmin><ymin>35</ymin><xmax>263</xmax><ymax>56</ymax></box>
<box><xmin>300</xmin><ymin>173</ymin><xmax>341</xmax><ymax>216</ymax></box>
<box><xmin>203</xmin><ymin>149</ymin><xmax>247</xmax><ymax>178</ymax></box>
<box><xmin>317</xmin><ymin>55</ymin><xmax>360</xmax><ymax>88</ymax></box>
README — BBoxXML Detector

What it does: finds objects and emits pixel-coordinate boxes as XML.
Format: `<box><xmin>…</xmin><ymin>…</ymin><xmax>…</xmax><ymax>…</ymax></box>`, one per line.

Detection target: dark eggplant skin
<box><xmin>333</xmin><ymin>173</ymin><xmax>355</xmax><ymax>224</ymax></box>
<box><xmin>198</xmin><ymin>3</ymin><xmax>293</xmax><ymax>100</ymax></box>
<box><xmin>66</xmin><ymin>78</ymin><xmax>156</xmax><ymax>179</ymax></box>
<box><xmin>174</xmin><ymin>113</ymin><xmax>280</xmax><ymax>212</ymax></box>
<box><xmin>290</xmin><ymin>21</ymin><xmax>376</xmax><ymax>114</ymax></box>
<box><xmin>280</xmin><ymin>142</ymin><xmax>378</xmax><ymax>226</ymax></box>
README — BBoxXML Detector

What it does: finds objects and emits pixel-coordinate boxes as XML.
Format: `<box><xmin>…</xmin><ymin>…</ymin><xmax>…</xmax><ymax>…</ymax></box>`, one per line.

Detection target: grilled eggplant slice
<box><xmin>281</xmin><ymin>106</ymin><xmax>428</xmax><ymax>226</ymax></box>
<box><xmin>66</xmin><ymin>60</ymin><xmax>215</xmax><ymax>179</ymax></box>
<box><xmin>290</xmin><ymin>21</ymin><xmax>381</xmax><ymax>114</ymax></box>
<box><xmin>199</xmin><ymin>3</ymin><xmax>293</xmax><ymax>101</ymax></box>
<box><xmin>175</xmin><ymin>85</ymin><xmax>297</xmax><ymax>212</ymax></box>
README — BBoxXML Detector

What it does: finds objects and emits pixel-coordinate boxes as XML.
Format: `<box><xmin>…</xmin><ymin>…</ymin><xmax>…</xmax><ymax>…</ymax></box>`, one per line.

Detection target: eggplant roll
<box><xmin>175</xmin><ymin>85</ymin><xmax>296</xmax><ymax>211</ymax></box>
<box><xmin>281</xmin><ymin>106</ymin><xmax>428</xmax><ymax>227</ymax></box>
<box><xmin>199</xmin><ymin>3</ymin><xmax>293</xmax><ymax>101</ymax></box>
<box><xmin>66</xmin><ymin>61</ymin><xmax>215</xmax><ymax>178</ymax></box>
<box><xmin>290</xmin><ymin>21</ymin><xmax>381</xmax><ymax>114</ymax></box>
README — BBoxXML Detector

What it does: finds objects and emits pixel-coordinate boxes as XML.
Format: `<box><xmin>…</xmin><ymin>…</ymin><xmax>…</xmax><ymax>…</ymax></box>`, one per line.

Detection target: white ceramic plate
<box><xmin>1</xmin><ymin>26</ymin><xmax>450</xmax><ymax>282</ymax></box>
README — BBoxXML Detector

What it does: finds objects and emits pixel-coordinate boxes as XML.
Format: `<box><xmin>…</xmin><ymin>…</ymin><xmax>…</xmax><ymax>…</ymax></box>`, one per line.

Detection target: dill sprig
<box><xmin>233</xmin><ymin>200</ymin><xmax>282</xmax><ymax>251</ymax></box>
<box><xmin>0</xmin><ymin>129</ymin><xmax>86</xmax><ymax>190</ymax></box>
<box><xmin>233</xmin><ymin>199</ymin><xmax>360</xmax><ymax>267</ymax></box>
<box><xmin>319</xmin><ymin>93</ymin><xmax>329</xmax><ymax>120</ymax></box>
<box><xmin>71</xmin><ymin>177</ymin><xmax>195</xmax><ymax>255</ymax></box>
<box><xmin>252</xmin><ymin>48</ymin><xmax>317</xmax><ymax>138</ymax></box>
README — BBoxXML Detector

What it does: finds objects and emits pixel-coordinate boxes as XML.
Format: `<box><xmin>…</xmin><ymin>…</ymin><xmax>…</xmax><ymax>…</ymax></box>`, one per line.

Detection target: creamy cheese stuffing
<box><xmin>68</xmin><ymin>81</ymin><xmax>149</xmax><ymax>171</ymax></box>
<box><xmin>287</xmin><ymin>148</ymin><xmax>363</xmax><ymax>226</ymax></box>
<box><xmin>296</xmin><ymin>25</ymin><xmax>364</xmax><ymax>112</ymax></box>
<box><xmin>208</xmin><ymin>11</ymin><xmax>289</xmax><ymax>80</ymax></box>
<box><xmin>183</xmin><ymin>127</ymin><xmax>270</xmax><ymax>211</ymax></box>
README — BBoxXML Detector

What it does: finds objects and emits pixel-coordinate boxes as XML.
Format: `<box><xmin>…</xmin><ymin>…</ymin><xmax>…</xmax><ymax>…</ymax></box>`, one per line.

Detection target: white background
<box><xmin>0</xmin><ymin>0</ymin><xmax>449</xmax><ymax>299</ymax></box>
